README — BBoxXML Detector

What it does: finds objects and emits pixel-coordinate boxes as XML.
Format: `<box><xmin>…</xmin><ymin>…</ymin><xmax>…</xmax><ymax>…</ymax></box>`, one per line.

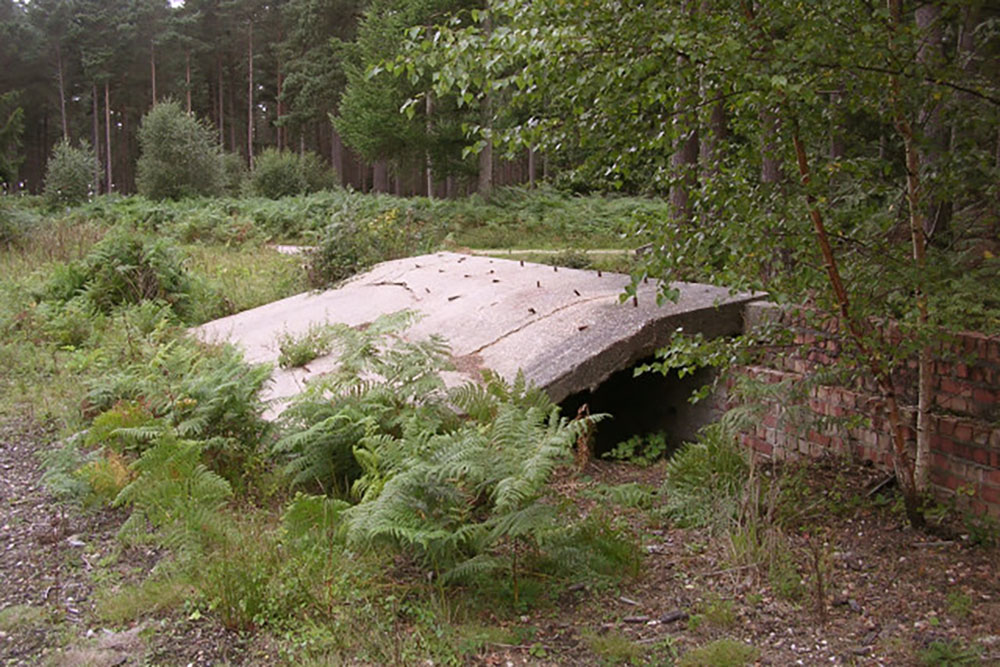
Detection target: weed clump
<box><xmin>277</xmin><ymin>323</ymin><xmax>335</xmax><ymax>368</ymax></box>
<box><xmin>678</xmin><ymin>639</ymin><xmax>759</xmax><ymax>667</ymax></box>
<box><xmin>660</xmin><ymin>424</ymin><xmax>748</xmax><ymax>529</ymax></box>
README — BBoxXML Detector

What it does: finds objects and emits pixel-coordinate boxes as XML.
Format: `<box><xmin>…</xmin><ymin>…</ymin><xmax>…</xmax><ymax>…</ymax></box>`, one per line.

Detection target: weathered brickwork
<box><xmin>736</xmin><ymin>303</ymin><xmax>1000</xmax><ymax>518</ymax></box>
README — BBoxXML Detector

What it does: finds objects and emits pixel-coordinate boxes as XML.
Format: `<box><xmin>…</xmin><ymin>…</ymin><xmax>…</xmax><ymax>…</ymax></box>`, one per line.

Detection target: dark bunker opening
<box><xmin>558</xmin><ymin>358</ymin><xmax>720</xmax><ymax>459</ymax></box>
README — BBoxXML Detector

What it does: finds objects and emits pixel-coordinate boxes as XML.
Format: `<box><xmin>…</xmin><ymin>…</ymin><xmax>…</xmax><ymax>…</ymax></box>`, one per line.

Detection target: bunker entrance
<box><xmin>558</xmin><ymin>359</ymin><xmax>720</xmax><ymax>459</ymax></box>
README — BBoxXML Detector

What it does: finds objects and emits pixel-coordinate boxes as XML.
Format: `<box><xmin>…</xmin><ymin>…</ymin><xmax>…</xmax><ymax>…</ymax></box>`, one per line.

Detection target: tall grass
<box><xmin>55</xmin><ymin>185</ymin><xmax>664</xmax><ymax>249</ymax></box>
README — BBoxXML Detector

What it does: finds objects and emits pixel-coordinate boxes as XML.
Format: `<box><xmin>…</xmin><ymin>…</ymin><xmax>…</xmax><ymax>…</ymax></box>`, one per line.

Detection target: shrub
<box><xmin>0</xmin><ymin>199</ymin><xmax>39</xmax><ymax>249</ymax></box>
<box><xmin>219</xmin><ymin>152</ymin><xmax>247</xmax><ymax>196</ymax></box>
<box><xmin>308</xmin><ymin>208</ymin><xmax>436</xmax><ymax>286</ymax></box>
<box><xmin>136</xmin><ymin>101</ymin><xmax>224</xmax><ymax>200</ymax></box>
<box><xmin>299</xmin><ymin>151</ymin><xmax>336</xmax><ymax>193</ymax></box>
<box><xmin>249</xmin><ymin>148</ymin><xmax>335</xmax><ymax>199</ymax></box>
<box><xmin>42</xmin><ymin>227</ymin><xmax>194</xmax><ymax>317</ymax></box>
<box><xmin>43</xmin><ymin>140</ymin><xmax>96</xmax><ymax>207</ymax></box>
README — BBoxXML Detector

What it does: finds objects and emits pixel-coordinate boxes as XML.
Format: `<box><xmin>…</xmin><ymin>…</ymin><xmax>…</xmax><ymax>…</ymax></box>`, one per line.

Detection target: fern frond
<box><xmin>441</xmin><ymin>553</ymin><xmax>503</xmax><ymax>584</ymax></box>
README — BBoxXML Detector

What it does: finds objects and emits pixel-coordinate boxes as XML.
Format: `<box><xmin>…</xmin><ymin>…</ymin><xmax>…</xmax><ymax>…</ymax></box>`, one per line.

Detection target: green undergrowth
<box><xmin>29</xmin><ymin>304</ymin><xmax>639</xmax><ymax>661</ymax></box>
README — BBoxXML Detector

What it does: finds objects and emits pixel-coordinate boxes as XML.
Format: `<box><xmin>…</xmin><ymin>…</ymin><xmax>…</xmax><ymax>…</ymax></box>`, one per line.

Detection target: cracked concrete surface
<box><xmin>193</xmin><ymin>252</ymin><xmax>760</xmax><ymax>416</ymax></box>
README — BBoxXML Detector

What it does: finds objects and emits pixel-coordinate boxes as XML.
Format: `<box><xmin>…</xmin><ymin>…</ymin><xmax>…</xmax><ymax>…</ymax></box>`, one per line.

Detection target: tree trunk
<box><xmin>760</xmin><ymin>107</ymin><xmax>782</xmax><ymax>184</ymax></box>
<box><xmin>331</xmin><ymin>128</ymin><xmax>344</xmax><ymax>185</ymax></box>
<box><xmin>477</xmin><ymin>6</ymin><xmax>494</xmax><ymax>196</ymax></box>
<box><xmin>276</xmin><ymin>68</ymin><xmax>285</xmax><ymax>151</ymax></box>
<box><xmin>829</xmin><ymin>89</ymin><xmax>845</xmax><ymax>160</ymax></box>
<box><xmin>247</xmin><ymin>19</ymin><xmax>254</xmax><ymax>168</ymax></box>
<box><xmin>425</xmin><ymin>93</ymin><xmax>434</xmax><ymax>198</ymax></box>
<box><xmin>528</xmin><ymin>147</ymin><xmax>536</xmax><ymax>187</ymax></box>
<box><xmin>56</xmin><ymin>43</ymin><xmax>68</xmax><ymax>141</ymax></box>
<box><xmin>670</xmin><ymin>4</ymin><xmax>699</xmax><ymax>223</ymax></box>
<box><xmin>669</xmin><ymin>103</ymin><xmax>699</xmax><ymax>221</ymax></box>
<box><xmin>373</xmin><ymin>160</ymin><xmax>388</xmax><ymax>192</ymax></box>
<box><xmin>104</xmin><ymin>81</ymin><xmax>112</xmax><ymax>192</ymax></box>
<box><xmin>699</xmin><ymin>99</ymin><xmax>728</xmax><ymax>179</ymax></box>
<box><xmin>228</xmin><ymin>83</ymin><xmax>237</xmax><ymax>153</ymax></box>
<box><xmin>792</xmin><ymin>129</ymin><xmax>923</xmax><ymax>528</ymax></box>
<box><xmin>218</xmin><ymin>58</ymin><xmax>225</xmax><ymax>146</ymax></box>
<box><xmin>150</xmin><ymin>42</ymin><xmax>157</xmax><ymax>106</ymax></box>
<box><xmin>276</xmin><ymin>23</ymin><xmax>285</xmax><ymax>151</ymax></box>
<box><xmin>92</xmin><ymin>83</ymin><xmax>100</xmax><ymax>192</ymax></box>
<box><xmin>889</xmin><ymin>0</ymin><xmax>932</xmax><ymax>502</ymax></box>
<box><xmin>121</xmin><ymin>108</ymin><xmax>131</xmax><ymax>193</ymax></box>
<box><xmin>185</xmin><ymin>51</ymin><xmax>192</xmax><ymax>114</ymax></box>
<box><xmin>914</xmin><ymin>3</ymin><xmax>950</xmax><ymax>242</ymax></box>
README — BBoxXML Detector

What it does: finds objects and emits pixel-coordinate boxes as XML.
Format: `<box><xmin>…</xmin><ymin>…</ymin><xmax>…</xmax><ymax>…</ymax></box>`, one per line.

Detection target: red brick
<box><xmin>989</xmin><ymin>341</ymin><xmax>1000</xmax><ymax>362</ymax></box>
<box><xmin>931</xmin><ymin>435</ymin><xmax>953</xmax><ymax>454</ymax></box>
<box><xmin>971</xmin><ymin>447</ymin><xmax>990</xmax><ymax>466</ymax></box>
<box><xmin>973</xmin><ymin>388</ymin><xmax>996</xmax><ymax>404</ymax></box>
<box><xmin>931</xmin><ymin>452</ymin><xmax>950</xmax><ymax>469</ymax></box>
<box><xmin>987</xmin><ymin>469</ymin><xmax>1000</xmax><ymax>486</ymax></box>
<box><xmin>942</xmin><ymin>378</ymin><xmax>973</xmax><ymax>397</ymax></box>
<box><xmin>979</xmin><ymin>484</ymin><xmax>1000</xmax><ymax>505</ymax></box>
<box><xmin>955</xmin><ymin>363</ymin><xmax>969</xmax><ymax>379</ymax></box>
<box><xmin>954</xmin><ymin>441</ymin><xmax>976</xmax><ymax>462</ymax></box>
<box><xmin>955</xmin><ymin>424</ymin><xmax>974</xmax><ymax>442</ymax></box>
<box><xmin>943</xmin><ymin>474</ymin><xmax>963</xmax><ymax>491</ymax></box>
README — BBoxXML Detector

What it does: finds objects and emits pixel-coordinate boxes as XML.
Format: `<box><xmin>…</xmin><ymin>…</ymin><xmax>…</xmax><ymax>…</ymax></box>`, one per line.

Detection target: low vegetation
<box><xmin>0</xmin><ymin>191</ymin><xmax>996</xmax><ymax>665</ymax></box>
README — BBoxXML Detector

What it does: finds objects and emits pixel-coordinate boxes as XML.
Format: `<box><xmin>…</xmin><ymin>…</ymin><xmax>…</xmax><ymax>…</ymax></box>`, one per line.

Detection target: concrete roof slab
<box><xmin>192</xmin><ymin>252</ymin><xmax>760</xmax><ymax>414</ymax></box>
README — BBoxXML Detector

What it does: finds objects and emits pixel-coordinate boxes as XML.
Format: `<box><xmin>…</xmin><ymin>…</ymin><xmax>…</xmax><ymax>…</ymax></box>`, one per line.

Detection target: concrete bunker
<box><xmin>193</xmin><ymin>252</ymin><xmax>760</xmax><ymax>426</ymax></box>
<box><xmin>558</xmin><ymin>362</ymin><xmax>718</xmax><ymax>458</ymax></box>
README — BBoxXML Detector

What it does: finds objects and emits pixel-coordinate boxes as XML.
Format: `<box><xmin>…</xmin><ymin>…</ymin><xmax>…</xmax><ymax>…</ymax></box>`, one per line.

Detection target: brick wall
<box><xmin>737</xmin><ymin>303</ymin><xmax>1000</xmax><ymax>518</ymax></box>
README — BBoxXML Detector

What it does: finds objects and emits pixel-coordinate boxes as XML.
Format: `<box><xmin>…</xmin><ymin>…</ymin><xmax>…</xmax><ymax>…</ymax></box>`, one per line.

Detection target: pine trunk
<box><xmin>56</xmin><ymin>43</ymin><xmax>68</xmax><ymax>141</ymax></box>
<box><xmin>247</xmin><ymin>20</ymin><xmax>254</xmax><ymax>168</ymax></box>
<box><xmin>218</xmin><ymin>58</ymin><xmax>225</xmax><ymax>146</ymax></box>
<box><xmin>150</xmin><ymin>42</ymin><xmax>157</xmax><ymax>106</ymax></box>
<box><xmin>425</xmin><ymin>93</ymin><xmax>433</xmax><ymax>199</ymax></box>
<box><xmin>92</xmin><ymin>83</ymin><xmax>100</xmax><ymax>192</ymax></box>
<box><xmin>104</xmin><ymin>81</ymin><xmax>112</xmax><ymax>192</ymax></box>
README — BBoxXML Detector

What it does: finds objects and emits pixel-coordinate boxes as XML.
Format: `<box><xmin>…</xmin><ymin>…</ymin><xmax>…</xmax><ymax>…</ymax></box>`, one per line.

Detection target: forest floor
<box><xmin>2</xmin><ymin>416</ymin><xmax>998</xmax><ymax>666</ymax></box>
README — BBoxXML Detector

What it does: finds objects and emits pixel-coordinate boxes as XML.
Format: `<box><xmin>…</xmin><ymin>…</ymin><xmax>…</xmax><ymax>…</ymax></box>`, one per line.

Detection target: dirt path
<box><xmin>0</xmin><ymin>418</ymin><xmax>134</xmax><ymax>664</ymax></box>
<box><xmin>3</xmin><ymin>416</ymin><xmax>999</xmax><ymax>665</ymax></box>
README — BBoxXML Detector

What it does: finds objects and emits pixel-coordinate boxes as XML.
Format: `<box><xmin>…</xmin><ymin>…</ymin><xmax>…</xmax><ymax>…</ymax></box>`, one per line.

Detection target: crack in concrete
<box><xmin>465</xmin><ymin>293</ymin><xmax>613</xmax><ymax>358</ymax></box>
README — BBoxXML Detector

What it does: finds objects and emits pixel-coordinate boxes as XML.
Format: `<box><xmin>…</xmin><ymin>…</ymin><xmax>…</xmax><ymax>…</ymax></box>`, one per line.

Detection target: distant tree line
<box><xmin>0</xmin><ymin>0</ymin><xmax>537</xmax><ymax>197</ymax></box>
